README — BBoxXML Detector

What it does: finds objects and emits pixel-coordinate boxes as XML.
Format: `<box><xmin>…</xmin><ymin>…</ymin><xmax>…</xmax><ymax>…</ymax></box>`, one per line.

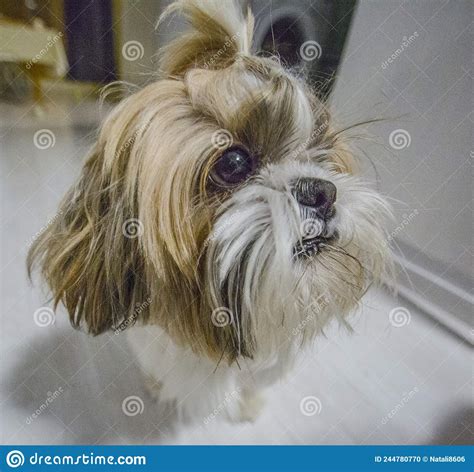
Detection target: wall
<box><xmin>331</xmin><ymin>0</ymin><xmax>472</xmax><ymax>336</ymax></box>
<box><xmin>114</xmin><ymin>0</ymin><xmax>163</xmax><ymax>87</ymax></box>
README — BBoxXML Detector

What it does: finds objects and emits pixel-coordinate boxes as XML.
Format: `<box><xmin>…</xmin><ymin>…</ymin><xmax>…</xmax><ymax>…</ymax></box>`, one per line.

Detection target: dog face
<box><xmin>28</xmin><ymin>0</ymin><xmax>392</xmax><ymax>363</ymax></box>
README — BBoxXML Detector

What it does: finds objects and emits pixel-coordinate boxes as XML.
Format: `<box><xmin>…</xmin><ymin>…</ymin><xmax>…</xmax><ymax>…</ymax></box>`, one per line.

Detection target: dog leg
<box><xmin>238</xmin><ymin>388</ymin><xmax>265</xmax><ymax>423</ymax></box>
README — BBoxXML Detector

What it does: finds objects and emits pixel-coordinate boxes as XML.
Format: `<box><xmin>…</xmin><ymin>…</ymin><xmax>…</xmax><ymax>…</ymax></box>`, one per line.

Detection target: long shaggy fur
<box><xmin>28</xmin><ymin>0</ymin><xmax>393</xmax><ymax>422</ymax></box>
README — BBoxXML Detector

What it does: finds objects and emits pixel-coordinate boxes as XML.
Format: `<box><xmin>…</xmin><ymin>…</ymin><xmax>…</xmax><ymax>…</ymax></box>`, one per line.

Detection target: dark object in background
<box><xmin>64</xmin><ymin>0</ymin><xmax>117</xmax><ymax>83</ymax></box>
<box><xmin>0</xmin><ymin>63</ymin><xmax>33</xmax><ymax>102</ymax></box>
<box><xmin>252</xmin><ymin>0</ymin><xmax>357</xmax><ymax>98</ymax></box>
<box><xmin>430</xmin><ymin>406</ymin><xmax>474</xmax><ymax>445</ymax></box>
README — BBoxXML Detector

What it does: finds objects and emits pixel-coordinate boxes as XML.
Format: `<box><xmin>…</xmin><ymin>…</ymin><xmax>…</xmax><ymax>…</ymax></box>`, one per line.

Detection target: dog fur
<box><xmin>28</xmin><ymin>0</ymin><xmax>393</xmax><ymax>423</ymax></box>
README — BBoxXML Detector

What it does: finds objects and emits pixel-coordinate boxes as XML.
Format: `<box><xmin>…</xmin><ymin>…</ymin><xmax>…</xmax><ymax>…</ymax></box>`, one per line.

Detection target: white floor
<box><xmin>0</xmin><ymin>101</ymin><xmax>472</xmax><ymax>445</ymax></box>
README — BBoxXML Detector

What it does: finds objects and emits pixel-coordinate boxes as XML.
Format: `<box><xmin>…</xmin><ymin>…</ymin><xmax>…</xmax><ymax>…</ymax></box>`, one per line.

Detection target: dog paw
<box><xmin>144</xmin><ymin>375</ymin><xmax>163</xmax><ymax>401</ymax></box>
<box><xmin>238</xmin><ymin>390</ymin><xmax>265</xmax><ymax>423</ymax></box>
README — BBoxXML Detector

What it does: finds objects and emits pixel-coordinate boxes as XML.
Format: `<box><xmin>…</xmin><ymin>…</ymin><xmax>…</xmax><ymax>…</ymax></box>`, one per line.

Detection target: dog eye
<box><xmin>210</xmin><ymin>147</ymin><xmax>256</xmax><ymax>187</ymax></box>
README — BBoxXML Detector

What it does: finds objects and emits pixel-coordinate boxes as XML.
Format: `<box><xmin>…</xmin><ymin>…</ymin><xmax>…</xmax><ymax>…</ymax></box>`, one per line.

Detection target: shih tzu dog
<box><xmin>28</xmin><ymin>0</ymin><xmax>392</xmax><ymax>423</ymax></box>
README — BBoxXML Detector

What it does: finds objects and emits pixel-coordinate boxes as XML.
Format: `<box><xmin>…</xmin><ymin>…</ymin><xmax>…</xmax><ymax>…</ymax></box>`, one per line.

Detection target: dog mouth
<box><xmin>293</xmin><ymin>233</ymin><xmax>338</xmax><ymax>259</ymax></box>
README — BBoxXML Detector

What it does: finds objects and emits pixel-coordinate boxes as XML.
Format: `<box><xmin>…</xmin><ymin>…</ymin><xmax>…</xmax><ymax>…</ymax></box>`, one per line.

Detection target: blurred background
<box><xmin>0</xmin><ymin>0</ymin><xmax>472</xmax><ymax>445</ymax></box>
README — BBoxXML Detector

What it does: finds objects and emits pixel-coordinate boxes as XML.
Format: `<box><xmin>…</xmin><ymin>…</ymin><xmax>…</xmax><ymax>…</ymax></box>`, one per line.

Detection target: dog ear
<box><xmin>27</xmin><ymin>105</ymin><xmax>151</xmax><ymax>335</ymax></box>
<box><xmin>158</xmin><ymin>0</ymin><xmax>254</xmax><ymax>77</ymax></box>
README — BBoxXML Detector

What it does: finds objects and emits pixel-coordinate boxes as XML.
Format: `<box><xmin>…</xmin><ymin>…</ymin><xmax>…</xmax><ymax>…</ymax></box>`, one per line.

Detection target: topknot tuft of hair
<box><xmin>158</xmin><ymin>0</ymin><xmax>254</xmax><ymax>77</ymax></box>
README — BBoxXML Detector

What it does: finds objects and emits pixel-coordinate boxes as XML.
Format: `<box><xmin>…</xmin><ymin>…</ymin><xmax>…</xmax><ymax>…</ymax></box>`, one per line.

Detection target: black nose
<box><xmin>293</xmin><ymin>178</ymin><xmax>337</xmax><ymax>219</ymax></box>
